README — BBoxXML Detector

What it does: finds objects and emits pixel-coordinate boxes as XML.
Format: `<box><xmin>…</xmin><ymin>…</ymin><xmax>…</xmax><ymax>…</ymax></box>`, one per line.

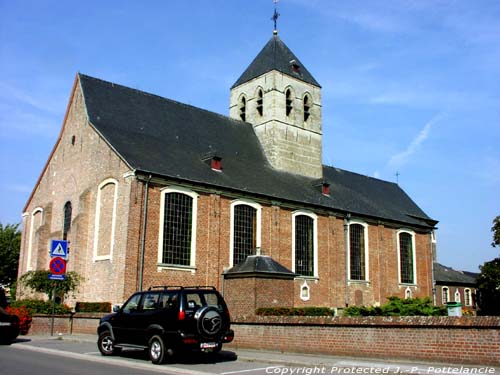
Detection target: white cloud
<box><xmin>388</xmin><ymin>113</ymin><xmax>444</xmax><ymax>169</ymax></box>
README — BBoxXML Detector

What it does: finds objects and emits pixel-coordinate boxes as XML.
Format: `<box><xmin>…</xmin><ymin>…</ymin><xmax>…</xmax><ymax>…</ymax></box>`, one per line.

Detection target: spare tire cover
<box><xmin>194</xmin><ymin>306</ymin><xmax>222</xmax><ymax>339</ymax></box>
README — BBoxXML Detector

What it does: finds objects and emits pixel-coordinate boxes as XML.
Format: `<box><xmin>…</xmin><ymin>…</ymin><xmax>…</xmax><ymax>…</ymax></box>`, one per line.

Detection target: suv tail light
<box><xmin>178</xmin><ymin>308</ymin><xmax>186</xmax><ymax>321</ymax></box>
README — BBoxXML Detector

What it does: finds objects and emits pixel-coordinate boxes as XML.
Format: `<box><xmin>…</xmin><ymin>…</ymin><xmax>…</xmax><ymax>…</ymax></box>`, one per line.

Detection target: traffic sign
<box><xmin>49</xmin><ymin>256</ymin><xmax>67</xmax><ymax>275</ymax></box>
<box><xmin>50</xmin><ymin>240</ymin><xmax>68</xmax><ymax>259</ymax></box>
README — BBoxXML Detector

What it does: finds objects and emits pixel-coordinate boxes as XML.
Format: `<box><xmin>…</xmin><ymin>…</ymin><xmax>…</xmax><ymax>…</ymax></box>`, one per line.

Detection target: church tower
<box><xmin>229</xmin><ymin>31</ymin><xmax>323</xmax><ymax>179</ymax></box>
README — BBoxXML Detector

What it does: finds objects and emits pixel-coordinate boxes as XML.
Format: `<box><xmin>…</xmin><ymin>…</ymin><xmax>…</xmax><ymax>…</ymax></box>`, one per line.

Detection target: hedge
<box><xmin>256</xmin><ymin>307</ymin><xmax>335</xmax><ymax>316</ymax></box>
<box><xmin>11</xmin><ymin>299</ymin><xmax>72</xmax><ymax>314</ymax></box>
<box><xmin>343</xmin><ymin>297</ymin><xmax>447</xmax><ymax>316</ymax></box>
<box><xmin>75</xmin><ymin>302</ymin><xmax>111</xmax><ymax>313</ymax></box>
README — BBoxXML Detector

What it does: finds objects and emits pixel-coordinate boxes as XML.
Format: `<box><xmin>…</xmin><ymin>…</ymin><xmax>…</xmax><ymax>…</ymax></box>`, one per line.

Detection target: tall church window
<box><xmin>303</xmin><ymin>94</ymin><xmax>311</xmax><ymax>122</ymax></box>
<box><xmin>464</xmin><ymin>288</ymin><xmax>472</xmax><ymax>306</ymax></box>
<box><xmin>286</xmin><ymin>88</ymin><xmax>293</xmax><ymax>117</ymax></box>
<box><xmin>442</xmin><ymin>286</ymin><xmax>449</xmax><ymax>304</ymax></box>
<box><xmin>349</xmin><ymin>223</ymin><xmax>368</xmax><ymax>281</ymax></box>
<box><xmin>231</xmin><ymin>201</ymin><xmax>261</xmax><ymax>266</ymax></box>
<box><xmin>63</xmin><ymin>201</ymin><xmax>72</xmax><ymax>240</ymax></box>
<box><xmin>93</xmin><ymin>178</ymin><xmax>118</xmax><ymax>261</ymax></box>
<box><xmin>27</xmin><ymin>207</ymin><xmax>43</xmax><ymax>271</ymax></box>
<box><xmin>293</xmin><ymin>213</ymin><xmax>317</xmax><ymax>277</ymax></box>
<box><xmin>256</xmin><ymin>89</ymin><xmax>263</xmax><ymax>117</ymax></box>
<box><xmin>239</xmin><ymin>96</ymin><xmax>246</xmax><ymax>122</ymax></box>
<box><xmin>159</xmin><ymin>188</ymin><xmax>198</xmax><ymax>267</ymax></box>
<box><xmin>398</xmin><ymin>231</ymin><xmax>415</xmax><ymax>284</ymax></box>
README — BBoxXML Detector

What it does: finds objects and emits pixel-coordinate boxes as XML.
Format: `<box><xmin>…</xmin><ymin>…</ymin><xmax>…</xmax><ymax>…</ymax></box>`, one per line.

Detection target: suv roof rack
<box><xmin>147</xmin><ymin>286</ymin><xmax>216</xmax><ymax>291</ymax></box>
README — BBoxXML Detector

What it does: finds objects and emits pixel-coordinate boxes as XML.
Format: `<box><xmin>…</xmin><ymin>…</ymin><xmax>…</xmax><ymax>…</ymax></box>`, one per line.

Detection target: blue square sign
<box><xmin>50</xmin><ymin>239</ymin><xmax>68</xmax><ymax>259</ymax></box>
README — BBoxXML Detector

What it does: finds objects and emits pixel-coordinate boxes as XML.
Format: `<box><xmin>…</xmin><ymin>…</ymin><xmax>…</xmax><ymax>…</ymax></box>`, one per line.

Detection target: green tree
<box><xmin>492</xmin><ymin>215</ymin><xmax>500</xmax><ymax>247</ymax></box>
<box><xmin>19</xmin><ymin>270</ymin><xmax>81</xmax><ymax>301</ymax></box>
<box><xmin>476</xmin><ymin>258</ymin><xmax>500</xmax><ymax>315</ymax></box>
<box><xmin>0</xmin><ymin>223</ymin><xmax>21</xmax><ymax>288</ymax></box>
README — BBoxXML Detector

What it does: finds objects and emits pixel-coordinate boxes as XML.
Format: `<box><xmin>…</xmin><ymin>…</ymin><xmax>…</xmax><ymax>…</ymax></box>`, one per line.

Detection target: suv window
<box><xmin>160</xmin><ymin>291</ymin><xmax>179</xmax><ymax>310</ymax></box>
<box><xmin>141</xmin><ymin>292</ymin><xmax>160</xmax><ymax>311</ymax></box>
<box><xmin>184</xmin><ymin>291</ymin><xmax>224</xmax><ymax>311</ymax></box>
<box><xmin>122</xmin><ymin>293</ymin><xmax>141</xmax><ymax>313</ymax></box>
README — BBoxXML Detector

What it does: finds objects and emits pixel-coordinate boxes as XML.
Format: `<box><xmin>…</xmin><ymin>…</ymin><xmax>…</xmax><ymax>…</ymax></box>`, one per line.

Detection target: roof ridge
<box><xmin>78</xmin><ymin>73</ymin><xmax>249</xmax><ymax>129</ymax></box>
<box><xmin>322</xmin><ymin>164</ymin><xmax>399</xmax><ymax>186</ymax></box>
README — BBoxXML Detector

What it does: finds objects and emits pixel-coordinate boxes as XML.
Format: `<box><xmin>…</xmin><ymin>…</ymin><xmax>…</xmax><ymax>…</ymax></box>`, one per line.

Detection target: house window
<box><xmin>398</xmin><ymin>231</ymin><xmax>415</xmax><ymax>284</ymax></box>
<box><xmin>464</xmin><ymin>288</ymin><xmax>472</xmax><ymax>306</ymax></box>
<box><xmin>286</xmin><ymin>88</ymin><xmax>293</xmax><ymax>117</ymax></box>
<box><xmin>293</xmin><ymin>213</ymin><xmax>317</xmax><ymax>277</ymax></box>
<box><xmin>159</xmin><ymin>187</ymin><xmax>198</xmax><ymax>267</ymax></box>
<box><xmin>349</xmin><ymin>223</ymin><xmax>368</xmax><ymax>281</ymax></box>
<box><xmin>303</xmin><ymin>94</ymin><xmax>311</xmax><ymax>122</ymax></box>
<box><xmin>231</xmin><ymin>201</ymin><xmax>261</xmax><ymax>266</ymax></box>
<box><xmin>442</xmin><ymin>286</ymin><xmax>449</xmax><ymax>304</ymax></box>
<box><xmin>239</xmin><ymin>96</ymin><xmax>246</xmax><ymax>122</ymax></box>
<box><xmin>63</xmin><ymin>201</ymin><xmax>72</xmax><ymax>240</ymax></box>
<box><xmin>256</xmin><ymin>89</ymin><xmax>263</xmax><ymax>117</ymax></box>
<box><xmin>93</xmin><ymin>179</ymin><xmax>118</xmax><ymax>261</ymax></box>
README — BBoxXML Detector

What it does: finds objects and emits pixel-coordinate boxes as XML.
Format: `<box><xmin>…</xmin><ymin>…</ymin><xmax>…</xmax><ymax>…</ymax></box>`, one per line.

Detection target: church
<box><xmin>18</xmin><ymin>28</ymin><xmax>438</xmax><ymax>312</ymax></box>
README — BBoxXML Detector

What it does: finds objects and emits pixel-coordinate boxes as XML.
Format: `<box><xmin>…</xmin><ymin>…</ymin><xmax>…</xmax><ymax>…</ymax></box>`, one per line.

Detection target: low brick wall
<box><xmin>230</xmin><ymin>316</ymin><xmax>500</xmax><ymax>366</ymax></box>
<box><xmin>28</xmin><ymin>314</ymin><xmax>500</xmax><ymax>366</ymax></box>
<box><xmin>28</xmin><ymin>313</ymin><xmax>104</xmax><ymax>336</ymax></box>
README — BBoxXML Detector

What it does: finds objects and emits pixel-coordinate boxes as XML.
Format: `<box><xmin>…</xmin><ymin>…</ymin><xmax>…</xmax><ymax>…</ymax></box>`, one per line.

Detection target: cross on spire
<box><xmin>272</xmin><ymin>0</ymin><xmax>280</xmax><ymax>34</ymax></box>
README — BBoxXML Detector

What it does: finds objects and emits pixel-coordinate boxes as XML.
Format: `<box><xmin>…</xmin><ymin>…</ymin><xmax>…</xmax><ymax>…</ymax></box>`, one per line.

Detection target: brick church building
<box><xmin>18</xmin><ymin>30</ymin><xmax>438</xmax><ymax>312</ymax></box>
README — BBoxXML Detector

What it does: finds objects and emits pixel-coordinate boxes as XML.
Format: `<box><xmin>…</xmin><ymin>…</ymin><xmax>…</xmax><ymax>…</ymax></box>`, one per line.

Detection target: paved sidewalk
<box><xmin>24</xmin><ymin>334</ymin><xmax>499</xmax><ymax>374</ymax></box>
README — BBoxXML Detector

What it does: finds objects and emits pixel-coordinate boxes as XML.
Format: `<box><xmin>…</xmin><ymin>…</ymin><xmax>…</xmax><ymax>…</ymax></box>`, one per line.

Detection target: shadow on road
<box><xmin>118</xmin><ymin>348</ymin><xmax>238</xmax><ymax>365</ymax></box>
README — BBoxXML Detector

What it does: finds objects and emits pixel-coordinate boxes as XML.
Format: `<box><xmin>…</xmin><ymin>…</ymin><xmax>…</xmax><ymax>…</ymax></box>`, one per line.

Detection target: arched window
<box><xmin>464</xmin><ymin>288</ymin><xmax>472</xmax><ymax>306</ymax></box>
<box><xmin>349</xmin><ymin>223</ymin><xmax>368</xmax><ymax>281</ymax></box>
<box><xmin>93</xmin><ymin>179</ymin><xmax>118</xmax><ymax>261</ymax></box>
<box><xmin>63</xmin><ymin>201</ymin><xmax>72</xmax><ymax>240</ymax></box>
<box><xmin>239</xmin><ymin>96</ymin><xmax>246</xmax><ymax>122</ymax></box>
<box><xmin>454</xmin><ymin>290</ymin><xmax>461</xmax><ymax>303</ymax></box>
<box><xmin>286</xmin><ymin>88</ymin><xmax>293</xmax><ymax>117</ymax></box>
<box><xmin>159</xmin><ymin>187</ymin><xmax>198</xmax><ymax>267</ymax></box>
<box><xmin>303</xmin><ymin>94</ymin><xmax>311</xmax><ymax>122</ymax></box>
<box><xmin>27</xmin><ymin>207</ymin><xmax>43</xmax><ymax>271</ymax></box>
<box><xmin>293</xmin><ymin>212</ymin><xmax>317</xmax><ymax>277</ymax></box>
<box><xmin>405</xmin><ymin>287</ymin><xmax>413</xmax><ymax>299</ymax></box>
<box><xmin>398</xmin><ymin>231</ymin><xmax>416</xmax><ymax>284</ymax></box>
<box><xmin>231</xmin><ymin>201</ymin><xmax>261</xmax><ymax>266</ymax></box>
<box><xmin>442</xmin><ymin>286</ymin><xmax>449</xmax><ymax>304</ymax></box>
<box><xmin>256</xmin><ymin>88</ymin><xmax>263</xmax><ymax>117</ymax></box>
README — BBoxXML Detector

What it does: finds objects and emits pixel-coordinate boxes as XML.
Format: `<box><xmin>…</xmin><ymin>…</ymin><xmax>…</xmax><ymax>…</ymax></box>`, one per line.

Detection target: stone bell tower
<box><xmin>229</xmin><ymin>31</ymin><xmax>323</xmax><ymax>179</ymax></box>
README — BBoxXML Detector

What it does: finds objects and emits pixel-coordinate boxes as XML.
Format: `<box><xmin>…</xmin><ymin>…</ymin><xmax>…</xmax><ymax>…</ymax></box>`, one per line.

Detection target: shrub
<box><xmin>6</xmin><ymin>305</ymin><xmax>32</xmax><ymax>335</ymax></box>
<box><xmin>256</xmin><ymin>307</ymin><xmax>335</xmax><ymax>316</ymax></box>
<box><xmin>343</xmin><ymin>296</ymin><xmax>446</xmax><ymax>317</ymax></box>
<box><xmin>11</xmin><ymin>299</ymin><xmax>72</xmax><ymax>315</ymax></box>
<box><xmin>75</xmin><ymin>302</ymin><xmax>111</xmax><ymax>313</ymax></box>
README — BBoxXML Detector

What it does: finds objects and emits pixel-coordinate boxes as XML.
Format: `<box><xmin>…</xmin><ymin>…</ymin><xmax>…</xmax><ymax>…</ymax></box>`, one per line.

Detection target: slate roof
<box><xmin>224</xmin><ymin>255</ymin><xmax>296</xmax><ymax>279</ymax></box>
<box><xmin>79</xmin><ymin>73</ymin><xmax>436</xmax><ymax>229</ymax></box>
<box><xmin>434</xmin><ymin>263</ymin><xmax>478</xmax><ymax>285</ymax></box>
<box><xmin>231</xmin><ymin>34</ymin><xmax>320</xmax><ymax>88</ymax></box>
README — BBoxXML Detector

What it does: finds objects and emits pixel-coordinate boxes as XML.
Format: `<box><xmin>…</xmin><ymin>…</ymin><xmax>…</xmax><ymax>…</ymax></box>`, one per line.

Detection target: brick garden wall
<box><xmin>28</xmin><ymin>314</ymin><xmax>500</xmax><ymax>366</ymax></box>
<box><xmin>229</xmin><ymin>316</ymin><xmax>500</xmax><ymax>366</ymax></box>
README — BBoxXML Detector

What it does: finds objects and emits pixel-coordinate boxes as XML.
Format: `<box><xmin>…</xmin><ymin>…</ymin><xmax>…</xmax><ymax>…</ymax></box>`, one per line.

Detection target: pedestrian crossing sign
<box><xmin>50</xmin><ymin>239</ymin><xmax>68</xmax><ymax>259</ymax></box>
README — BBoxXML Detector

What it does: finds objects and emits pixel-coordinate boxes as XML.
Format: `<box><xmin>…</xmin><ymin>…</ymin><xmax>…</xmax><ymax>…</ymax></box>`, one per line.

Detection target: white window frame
<box><xmin>158</xmin><ymin>186</ymin><xmax>198</xmax><ymax>269</ymax></box>
<box><xmin>397</xmin><ymin>229</ymin><xmax>417</xmax><ymax>285</ymax></box>
<box><xmin>93</xmin><ymin>178</ymin><xmax>119</xmax><ymax>262</ymax></box>
<box><xmin>464</xmin><ymin>288</ymin><xmax>472</xmax><ymax>306</ymax></box>
<box><xmin>347</xmin><ymin>220</ymin><xmax>370</xmax><ymax>282</ymax></box>
<box><xmin>229</xmin><ymin>199</ymin><xmax>261</xmax><ymax>267</ymax></box>
<box><xmin>292</xmin><ymin>210</ymin><xmax>318</xmax><ymax>278</ymax></box>
<box><xmin>27</xmin><ymin>207</ymin><xmax>43</xmax><ymax>271</ymax></box>
<box><xmin>442</xmin><ymin>286</ymin><xmax>450</xmax><ymax>304</ymax></box>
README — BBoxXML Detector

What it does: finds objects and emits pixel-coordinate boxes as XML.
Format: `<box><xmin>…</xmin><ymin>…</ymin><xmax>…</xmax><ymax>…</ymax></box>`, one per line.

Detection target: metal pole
<box><xmin>50</xmin><ymin>285</ymin><xmax>56</xmax><ymax>336</ymax></box>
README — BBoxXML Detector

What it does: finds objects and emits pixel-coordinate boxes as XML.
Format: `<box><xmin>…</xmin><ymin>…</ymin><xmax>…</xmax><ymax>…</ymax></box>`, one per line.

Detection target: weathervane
<box><xmin>272</xmin><ymin>0</ymin><xmax>280</xmax><ymax>34</ymax></box>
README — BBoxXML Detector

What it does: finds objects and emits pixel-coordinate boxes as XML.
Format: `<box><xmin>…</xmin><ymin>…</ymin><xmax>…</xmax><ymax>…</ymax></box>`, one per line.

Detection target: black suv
<box><xmin>97</xmin><ymin>286</ymin><xmax>234</xmax><ymax>364</ymax></box>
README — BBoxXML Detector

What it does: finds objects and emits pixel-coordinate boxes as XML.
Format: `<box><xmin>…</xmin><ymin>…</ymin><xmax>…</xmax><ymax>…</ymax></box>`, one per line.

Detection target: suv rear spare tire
<box><xmin>194</xmin><ymin>306</ymin><xmax>223</xmax><ymax>339</ymax></box>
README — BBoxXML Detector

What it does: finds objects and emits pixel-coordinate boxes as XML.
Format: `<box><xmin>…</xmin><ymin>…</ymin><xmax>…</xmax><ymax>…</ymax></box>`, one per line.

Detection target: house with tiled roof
<box><xmin>434</xmin><ymin>263</ymin><xmax>477</xmax><ymax>311</ymax></box>
<box><xmin>18</xmin><ymin>31</ymin><xmax>437</xmax><ymax>311</ymax></box>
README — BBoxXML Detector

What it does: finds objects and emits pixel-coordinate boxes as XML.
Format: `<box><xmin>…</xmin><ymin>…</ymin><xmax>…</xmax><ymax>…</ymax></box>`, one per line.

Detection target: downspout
<box><xmin>138</xmin><ymin>175</ymin><xmax>152</xmax><ymax>292</ymax></box>
<box><xmin>344</xmin><ymin>213</ymin><xmax>351</xmax><ymax>307</ymax></box>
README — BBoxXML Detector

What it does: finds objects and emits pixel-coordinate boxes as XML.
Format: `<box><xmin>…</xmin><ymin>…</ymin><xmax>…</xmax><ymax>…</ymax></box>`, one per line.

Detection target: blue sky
<box><xmin>1</xmin><ymin>0</ymin><xmax>499</xmax><ymax>272</ymax></box>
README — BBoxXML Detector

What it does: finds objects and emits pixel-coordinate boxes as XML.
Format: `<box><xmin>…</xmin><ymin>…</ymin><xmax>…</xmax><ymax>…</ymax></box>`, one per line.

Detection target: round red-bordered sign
<box><xmin>49</xmin><ymin>257</ymin><xmax>67</xmax><ymax>275</ymax></box>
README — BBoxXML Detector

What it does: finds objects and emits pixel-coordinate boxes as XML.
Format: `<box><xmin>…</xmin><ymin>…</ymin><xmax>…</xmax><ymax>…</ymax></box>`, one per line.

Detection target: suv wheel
<box><xmin>98</xmin><ymin>330</ymin><xmax>120</xmax><ymax>356</ymax></box>
<box><xmin>149</xmin><ymin>335</ymin><xmax>172</xmax><ymax>364</ymax></box>
<box><xmin>195</xmin><ymin>306</ymin><xmax>223</xmax><ymax>339</ymax></box>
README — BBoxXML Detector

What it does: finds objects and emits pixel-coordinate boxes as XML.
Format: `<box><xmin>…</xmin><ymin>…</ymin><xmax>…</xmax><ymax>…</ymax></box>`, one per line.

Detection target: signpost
<box><xmin>49</xmin><ymin>239</ymin><xmax>68</xmax><ymax>335</ymax></box>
